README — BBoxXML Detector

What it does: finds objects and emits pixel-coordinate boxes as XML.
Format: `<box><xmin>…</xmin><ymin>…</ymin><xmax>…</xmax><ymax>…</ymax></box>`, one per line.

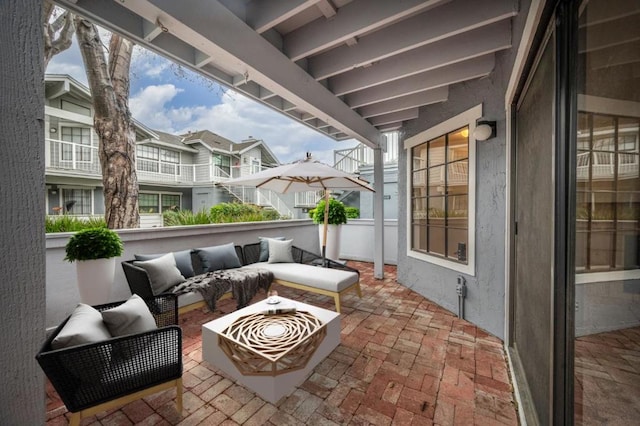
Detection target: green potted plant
<box><xmin>65</xmin><ymin>227</ymin><xmax>123</xmax><ymax>304</ymax></box>
<box><xmin>312</xmin><ymin>197</ymin><xmax>347</xmax><ymax>260</ymax></box>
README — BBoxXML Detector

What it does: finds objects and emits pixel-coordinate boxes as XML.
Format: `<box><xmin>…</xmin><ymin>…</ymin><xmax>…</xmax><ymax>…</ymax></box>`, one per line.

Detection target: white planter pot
<box><xmin>75</xmin><ymin>258</ymin><xmax>115</xmax><ymax>305</ymax></box>
<box><xmin>319</xmin><ymin>224</ymin><xmax>342</xmax><ymax>260</ymax></box>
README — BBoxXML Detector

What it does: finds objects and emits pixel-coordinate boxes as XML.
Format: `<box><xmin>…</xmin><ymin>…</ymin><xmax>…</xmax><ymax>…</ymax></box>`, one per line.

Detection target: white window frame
<box><xmin>58</xmin><ymin>186</ymin><xmax>95</xmax><ymax>215</ymax></box>
<box><xmin>59</xmin><ymin>125</ymin><xmax>94</xmax><ymax>164</ymax></box>
<box><xmin>404</xmin><ymin>104</ymin><xmax>480</xmax><ymax>276</ymax></box>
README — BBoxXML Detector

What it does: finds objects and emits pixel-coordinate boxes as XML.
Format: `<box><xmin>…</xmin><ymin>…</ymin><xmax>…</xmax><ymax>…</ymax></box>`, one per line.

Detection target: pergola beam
<box><xmin>358</xmin><ymin>87</ymin><xmax>448</xmax><ymax>118</ymax></box>
<box><xmin>283</xmin><ymin>0</ymin><xmax>448</xmax><ymax>61</ymax></box>
<box><xmin>309</xmin><ymin>0</ymin><xmax>516</xmax><ymax>80</ymax></box>
<box><xmin>246</xmin><ymin>0</ymin><xmax>317</xmax><ymax>34</ymax></box>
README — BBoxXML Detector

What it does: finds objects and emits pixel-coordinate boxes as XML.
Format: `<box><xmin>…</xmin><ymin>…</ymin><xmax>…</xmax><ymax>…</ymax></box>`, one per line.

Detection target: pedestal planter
<box><xmin>319</xmin><ymin>224</ymin><xmax>342</xmax><ymax>260</ymax></box>
<box><xmin>75</xmin><ymin>257</ymin><xmax>115</xmax><ymax>305</ymax></box>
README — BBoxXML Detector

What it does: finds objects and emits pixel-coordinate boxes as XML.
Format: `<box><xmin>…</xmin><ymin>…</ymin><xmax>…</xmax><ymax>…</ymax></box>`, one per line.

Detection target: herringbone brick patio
<box><xmin>46</xmin><ymin>262</ymin><xmax>518</xmax><ymax>425</ymax></box>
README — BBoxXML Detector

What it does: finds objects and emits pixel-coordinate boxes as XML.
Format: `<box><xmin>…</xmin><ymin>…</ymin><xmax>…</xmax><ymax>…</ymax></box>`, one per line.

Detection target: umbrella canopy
<box><xmin>226</xmin><ymin>154</ymin><xmax>374</xmax><ymax>263</ymax></box>
<box><xmin>225</xmin><ymin>156</ymin><xmax>374</xmax><ymax>193</ymax></box>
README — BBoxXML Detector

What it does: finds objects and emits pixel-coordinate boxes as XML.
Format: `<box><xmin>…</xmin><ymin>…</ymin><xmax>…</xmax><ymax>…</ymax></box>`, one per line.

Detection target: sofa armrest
<box><xmin>292</xmin><ymin>246</ymin><xmax>359</xmax><ymax>275</ymax></box>
<box><xmin>37</xmin><ymin>325</ymin><xmax>182</xmax><ymax>413</ymax></box>
<box><xmin>94</xmin><ymin>293</ymin><xmax>178</xmax><ymax>327</ymax></box>
<box><xmin>121</xmin><ymin>260</ymin><xmax>155</xmax><ymax>299</ymax></box>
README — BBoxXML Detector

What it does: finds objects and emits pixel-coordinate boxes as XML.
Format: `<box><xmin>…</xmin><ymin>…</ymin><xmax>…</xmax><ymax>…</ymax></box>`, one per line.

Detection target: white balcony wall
<box><xmin>46</xmin><ymin>220</ymin><xmax>319</xmax><ymax>327</ymax></box>
<box><xmin>339</xmin><ymin>219</ymin><xmax>398</xmax><ymax>265</ymax></box>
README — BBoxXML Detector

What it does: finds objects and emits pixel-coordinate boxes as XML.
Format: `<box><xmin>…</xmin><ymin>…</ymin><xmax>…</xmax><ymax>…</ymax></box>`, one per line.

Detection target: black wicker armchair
<box><xmin>37</xmin><ymin>294</ymin><xmax>182</xmax><ymax>426</ymax></box>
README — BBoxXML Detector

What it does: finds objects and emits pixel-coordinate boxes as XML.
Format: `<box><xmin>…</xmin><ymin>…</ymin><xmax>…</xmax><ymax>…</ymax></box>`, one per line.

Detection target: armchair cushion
<box><xmin>135</xmin><ymin>249</ymin><xmax>195</xmax><ymax>278</ymax></box>
<box><xmin>268</xmin><ymin>239</ymin><xmax>294</xmax><ymax>263</ymax></box>
<box><xmin>195</xmin><ymin>242</ymin><xmax>242</xmax><ymax>272</ymax></box>
<box><xmin>102</xmin><ymin>294</ymin><xmax>157</xmax><ymax>337</ymax></box>
<box><xmin>258</xmin><ymin>236</ymin><xmax>285</xmax><ymax>262</ymax></box>
<box><xmin>133</xmin><ymin>253</ymin><xmax>185</xmax><ymax>295</ymax></box>
<box><xmin>51</xmin><ymin>303</ymin><xmax>111</xmax><ymax>350</ymax></box>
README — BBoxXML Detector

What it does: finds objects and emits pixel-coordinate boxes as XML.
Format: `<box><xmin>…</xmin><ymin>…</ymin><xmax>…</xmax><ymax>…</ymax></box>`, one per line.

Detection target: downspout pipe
<box><xmin>456</xmin><ymin>276</ymin><xmax>467</xmax><ymax>319</ymax></box>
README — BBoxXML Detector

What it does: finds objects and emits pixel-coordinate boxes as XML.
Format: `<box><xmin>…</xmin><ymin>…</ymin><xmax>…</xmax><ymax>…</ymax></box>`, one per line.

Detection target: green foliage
<box><xmin>312</xmin><ymin>198</ymin><xmax>347</xmax><ymax>225</ymax></box>
<box><xmin>45</xmin><ymin>216</ymin><xmax>107</xmax><ymax>233</ymax></box>
<box><xmin>163</xmin><ymin>210</ymin><xmax>212</xmax><ymax>226</ymax></box>
<box><xmin>64</xmin><ymin>228</ymin><xmax>123</xmax><ymax>262</ymax></box>
<box><xmin>345</xmin><ymin>207</ymin><xmax>360</xmax><ymax>219</ymax></box>
<box><xmin>162</xmin><ymin>203</ymin><xmax>282</xmax><ymax>226</ymax></box>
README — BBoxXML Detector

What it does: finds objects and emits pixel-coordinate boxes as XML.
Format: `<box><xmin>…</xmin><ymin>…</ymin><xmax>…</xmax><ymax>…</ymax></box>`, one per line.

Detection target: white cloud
<box><xmin>130</xmin><ymin>86</ymin><xmax>358</xmax><ymax>164</ymax></box>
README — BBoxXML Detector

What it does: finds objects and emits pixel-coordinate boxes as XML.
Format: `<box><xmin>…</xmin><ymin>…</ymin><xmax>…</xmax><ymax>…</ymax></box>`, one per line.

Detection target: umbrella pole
<box><xmin>322</xmin><ymin>190</ymin><xmax>330</xmax><ymax>267</ymax></box>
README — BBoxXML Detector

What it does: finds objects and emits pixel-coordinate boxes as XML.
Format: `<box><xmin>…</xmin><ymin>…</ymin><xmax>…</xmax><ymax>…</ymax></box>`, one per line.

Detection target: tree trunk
<box><xmin>75</xmin><ymin>17</ymin><xmax>139</xmax><ymax>229</ymax></box>
<box><xmin>43</xmin><ymin>2</ymin><xmax>74</xmax><ymax>69</ymax></box>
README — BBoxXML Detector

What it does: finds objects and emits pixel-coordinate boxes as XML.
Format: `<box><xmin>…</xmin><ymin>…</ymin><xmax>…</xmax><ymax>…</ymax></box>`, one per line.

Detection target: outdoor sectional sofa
<box><xmin>121</xmin><ymin>240</ymin><xmax>361</xmax><ymax>314</ymax></box>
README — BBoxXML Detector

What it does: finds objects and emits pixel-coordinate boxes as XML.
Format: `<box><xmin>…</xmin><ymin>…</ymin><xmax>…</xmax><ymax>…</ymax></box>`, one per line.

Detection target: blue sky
<box><xmin>46</xmin><ymin>31</ymin><xmax>358</xmax><ymax>165</ymax></box>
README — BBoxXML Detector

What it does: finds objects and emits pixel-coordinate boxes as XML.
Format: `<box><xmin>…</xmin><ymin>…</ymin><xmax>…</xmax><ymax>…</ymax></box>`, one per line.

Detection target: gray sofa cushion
<box><xmin>51</xmin><ymin>303</ymin><xmax>112</xmax><ymax>350</ymax></box>
<box><xmin>102</xmin><ymin>294</ymin><xmax>158</xmax><ymax>337</ymax></box>
<box><xmin>195</xmin><ymin>243</ymin><xmax>242</xmax><ymax>272</ymax></box>
<box><xmin>268</xmin><ymin>239</ymin><xmax>294</xmax><ymax>263</ymax></box>
<box><xmin>133</xmin><ymin>253</ymin><xmax>185</xmax><ymax>295</ymax></box>
<box><xmin>135</xmin><ymin>249</ymin><xmax>195</xmax><ymax>278</ymax></box>
<box><xmin>246</xmin><ymin>262</ymin><xmax>358</xmax><ymax>292</ymax></box>
<box><xmin>258</xmin><ymin>236</ymin><xmax>285</xmax><ymax>262</ymax></box>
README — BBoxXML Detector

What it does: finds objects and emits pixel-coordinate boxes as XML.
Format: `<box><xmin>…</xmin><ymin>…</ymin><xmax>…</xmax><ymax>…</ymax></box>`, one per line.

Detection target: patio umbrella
<box><xmin>225</xmin><ymin>153</ymin><xmax>374</xmax><ymax>264</ymax></box>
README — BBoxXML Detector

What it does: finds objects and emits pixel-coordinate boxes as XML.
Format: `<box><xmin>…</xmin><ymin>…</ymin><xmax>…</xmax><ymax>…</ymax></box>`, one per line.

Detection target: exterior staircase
<box><xmin>218</xmin><ymin>183</ymin><xmax>294</xmax><ymax>218</ymax></box>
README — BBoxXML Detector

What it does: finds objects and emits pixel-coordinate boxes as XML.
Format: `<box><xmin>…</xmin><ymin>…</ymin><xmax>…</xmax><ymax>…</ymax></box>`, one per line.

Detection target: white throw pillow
<box><xmin>268</xmin><ymin>239</ymin><xmax>294</xmax><ymax>263</ymax></box>
<box><xmin>51</xmin><ymin>303</ymin><xmax>111</xmax><ymax>350</ymax></box>
<box><xmin>133</xmin><ymin>252</ymin><xmax>185</xmax><ymax>295</ymax></box>
<box><xmin>101</xmin><ymin>294</ymin><xmax>158</xmax><ymax>337</ymax></box>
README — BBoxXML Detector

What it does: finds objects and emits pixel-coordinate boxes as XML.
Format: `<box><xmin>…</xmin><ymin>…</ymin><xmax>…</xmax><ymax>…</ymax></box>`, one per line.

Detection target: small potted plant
<box><xmin>312</xmin><ymin>197</ymin><xmax>347</xmax><ymax>260</ymax></box>
<box><xmin>65</xmin><ymin>227</ymin><xmax>123</xmax><ymax>305</ymax></box>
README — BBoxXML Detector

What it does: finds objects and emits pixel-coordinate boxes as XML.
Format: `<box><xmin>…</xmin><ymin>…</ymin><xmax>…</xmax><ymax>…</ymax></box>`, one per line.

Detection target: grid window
<box><xmin>411</xmin><ymin>126</ymin><xmax>469</xmax><ymax>263</ymax></box>
<box><xmin>139</xmin><ymin>193</ymin><xmax>159</xmax><ymax>213</ymax></box>
<box><xmin>161</xmin><ymin>194</ymin><xmax>181</xmax><ymax>212</ymax></box>
<box><xmin>61</xmin><ymin>188</ymin><xmax>92</xmax><ymax>215</ymax></box>
<box><xmin>60</xmin><ymin>127</ymin><xmax>92</xmax><ymax>162</ymax></box>
<box><xmin>576</xmin><ymin>112</ymin><xmax>640</xmax><ymax>272</ymax></box>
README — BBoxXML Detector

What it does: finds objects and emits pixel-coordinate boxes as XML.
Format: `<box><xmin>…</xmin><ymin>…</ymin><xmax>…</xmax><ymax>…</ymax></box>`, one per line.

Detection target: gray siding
<box><xmin>0</xmin><ymin>0</ymin><xmax>46</xmax><ymax>422</ymax></box>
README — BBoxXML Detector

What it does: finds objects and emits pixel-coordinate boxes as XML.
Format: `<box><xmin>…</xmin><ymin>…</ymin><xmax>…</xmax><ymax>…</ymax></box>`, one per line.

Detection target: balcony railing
<box><xmin>46</xmin><ymin>138</ymin><xmax>252</xmax><ymax>185</ymax></box>
<box><xmin>333</xmin><ymin>131</ymin><xmax>399</xmax><ymax>174</ymax></box>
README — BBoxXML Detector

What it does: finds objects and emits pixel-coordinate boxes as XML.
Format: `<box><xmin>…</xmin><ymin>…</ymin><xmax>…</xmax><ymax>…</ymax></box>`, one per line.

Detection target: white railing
<box><xmin>333</xmin><ymin>131</ymin><xmax>399</xmax><ymax>173</ymax></box>
<box><xmin>576</xmin><ymin>152</ymin><xmax>639</xmax><ymax>181</ymax></box>
<box><xmin>219</xmin><ymin>184</ymin><xmax>294</xmax><ymax>218</ymax></box>
<box><xmin>295</xmin><ymin>191</ymin><xmax>323</xmax><ymax>207</ymax></box>
<box><xmin>46</xmin><ymin>138</ymin><xmax>101</xmax><ymax>175</ymax></box>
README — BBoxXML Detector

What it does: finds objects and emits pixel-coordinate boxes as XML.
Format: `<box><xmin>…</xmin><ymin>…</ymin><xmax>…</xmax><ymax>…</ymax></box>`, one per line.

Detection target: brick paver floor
<box><xmin>46</xmin><ymin>262</ymin><xmax>519</xmax><ymax>425</ymax></box>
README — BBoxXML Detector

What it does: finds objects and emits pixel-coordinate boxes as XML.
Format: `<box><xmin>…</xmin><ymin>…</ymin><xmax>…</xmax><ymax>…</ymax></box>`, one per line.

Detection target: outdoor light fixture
<box><xmin>50</xmin><ymin>127</ymin><xmax>57</xmax><ymax>133</ymax></box>
<box><xmin>474</xmin><ymin>119</ymin><xmax>496</xmax><ymax>141</ymax></box>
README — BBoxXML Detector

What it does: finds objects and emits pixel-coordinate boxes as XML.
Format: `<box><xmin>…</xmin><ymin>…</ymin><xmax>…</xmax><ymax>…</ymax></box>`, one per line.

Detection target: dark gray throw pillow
<box><xmin>195</xmin><ymin>243</ymin><xmax>242</xmax><ymax>272</ymax></box>
<box><xmin>258</xmin><ymin>236</ymin><xmax>286</xmax><ymax>262</ymax></box>
<box><xmin>133</xmin><ymin>253</ymin><xmax>185</xmax><ymax>295</ymax></box>
<box><xmin>135</xmin><ymin>249</ymin><xmax>195</xmax><ymax>278</ymax></box>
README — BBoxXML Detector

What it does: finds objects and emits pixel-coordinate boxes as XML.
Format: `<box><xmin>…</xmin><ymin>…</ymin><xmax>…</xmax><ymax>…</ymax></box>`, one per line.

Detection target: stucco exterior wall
<box><xmin>0</xmin><ymin>0</ymin><xmax>46</xmax><ymax>422</ymax></box>
<box><xmin>397</xmin><ymin>1</ymin><xmax>531</xmax><ymax>338</ymax></box>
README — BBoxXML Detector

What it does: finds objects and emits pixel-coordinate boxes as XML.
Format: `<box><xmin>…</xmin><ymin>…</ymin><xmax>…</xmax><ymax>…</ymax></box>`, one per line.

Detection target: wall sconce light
<box><xmin>474</xmin><ymin>120</ymin><xmax>496</xmax><ymax>141</ymax></box>
<box><xmin>50</xmin><ymin>127</ymin><xmax>57</xmax><ymax>133</ymax></box>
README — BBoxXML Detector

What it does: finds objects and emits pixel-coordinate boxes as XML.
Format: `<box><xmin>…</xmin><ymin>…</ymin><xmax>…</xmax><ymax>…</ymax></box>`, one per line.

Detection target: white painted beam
<box><xmin>316</xmin><ymin>0</ymin><xmax>336</xmax><ymax>19</ymax></box>
<box><xmin>331</xmin><ymin>21</ymin><xmax>510</xmax><ymax>95</ymax></box>
<box><xmin>142</xmin><ymin>19</ymin><xmax>164</xmax><ymax>41</ymax></box>
<box><xmin>132</xmin><ymin>0</ymin><xmax>381</xmax><ymax>147</ymax></box>
<box><xmin>358</xmin><ymin>87</ymin><xmax>448</xmax><ymax>118</ymax></box>
<box><xmin>376</xmin><ymin>122</ymin><xmax>403</xmax><ymax>132</ymax></box>
<box><xmin>194</xmin><ymin>50</ymin><xmax>212</xmax><ymax>68</ymax></box>
<box><xmin>346</xmin><ymin>55</ymin><xmax>495</xmax><ymax>108</ymax></box>
<box><xmin>589</xmin><ymin>40</ymin><xmax>640</xmax><ymax>69</ymax></box>
<box><xmin>368</xmin><ymin>109</ymin><xmax>419</xmax><ymax>126</ymax></box>
<box><xmin>283</xmin><ymin>0</ymin><xmax>448</xmax><ymax>61</ymax></box>
<box><xmin>579</xmin><ymin>14</ymin><xmax>640</xmax><ymax>53</ymax></box>
<box><xmin>309</xmin><ymin>0</ymin><xmax>516</xmax><ymax>80</ymax></box>
<box><xmin>246</xmin><ymin>0</ymin><xmax>317</xmax><ymax>34</ymax></box>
